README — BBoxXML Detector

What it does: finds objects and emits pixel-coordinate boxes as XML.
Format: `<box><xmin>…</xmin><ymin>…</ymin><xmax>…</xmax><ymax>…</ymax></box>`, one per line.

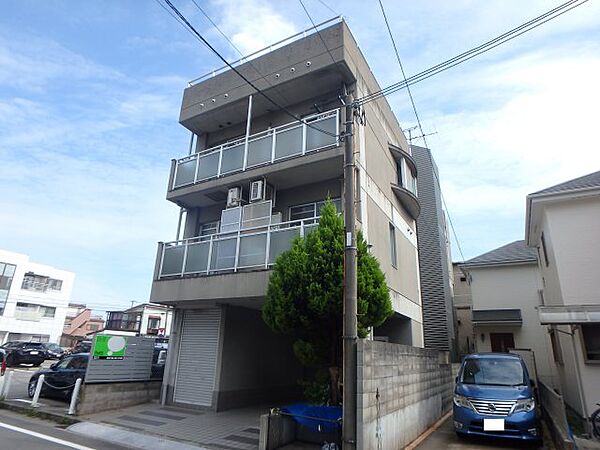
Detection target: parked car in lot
<box><xmin>453</xmin><ymin>353</ymin><xmax>540</xmax><ymax>442</ymax></box>
<box><xmin>28</xmin><ymin>353</ymin><xmax>88</xmax><ymax>400</ymax></box>
<box><xmin>43</xmin><ymin>342</ymin><xmax>65</xmax><ymax>360</ymax></box>
<box><xmin>71</xmin><ymin>340</ymin><xmax>92</xmax><ymax>354</ymax></box>
<box><xmin>1</xmin><ymin>341</ymin><xmax>47</xmax><ymax>366</ymax></box>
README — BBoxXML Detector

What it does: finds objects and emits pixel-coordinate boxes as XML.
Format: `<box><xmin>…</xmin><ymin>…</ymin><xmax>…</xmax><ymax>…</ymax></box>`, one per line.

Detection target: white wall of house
<box><xmin>0</xmin><ymin>249</ymin><xmax>74</xmax><ymax>344</ymax></box>
<box><xmin>138</xmin><ymin>305</ymin><xmax>173</xmax><ymax>336</ymax></box>
<box><xmin>468</xmin><ymin>263</ymin><xmax>559</xmax><ymax>387</ymax></box>
<box><xmin>530</xmin><ymin>194</ymin><xmax>600</xmax><ymax>417</ymax></box>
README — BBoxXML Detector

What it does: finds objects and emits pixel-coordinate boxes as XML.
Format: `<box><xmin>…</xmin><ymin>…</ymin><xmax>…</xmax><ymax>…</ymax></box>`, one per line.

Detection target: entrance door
<box><xmin>173</xmin><ymin>308</ymin><xmax>221</xmax><ymax>407</ymax></box>
<box><xmin>490</xmin><ymin>333</ymin><xmax>515</xmax><ymax>352</ymax></box>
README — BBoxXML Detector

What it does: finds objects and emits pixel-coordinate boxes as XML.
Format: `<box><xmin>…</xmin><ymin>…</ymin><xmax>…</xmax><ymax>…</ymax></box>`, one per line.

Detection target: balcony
<box><xmin>171</xmin><ymin>109</ymin><xmax>339</xmax><ymax>192</ymax></box>
<box><xmin>105</xmin><ymin>313</ymin><xmax>141</xmax><ymax>333</ymax></box>
<box><xmin>158</xmin><ymin>218</ymin><xmax>319</xmax><ymax>279</ymax></box>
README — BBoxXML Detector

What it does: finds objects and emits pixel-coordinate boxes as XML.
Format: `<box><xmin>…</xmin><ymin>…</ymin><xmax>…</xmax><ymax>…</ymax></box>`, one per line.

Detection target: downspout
<box><xmin>569</xmin><ymin>325</ymin><xmax>590</xmax><ymax>432</ymax></box>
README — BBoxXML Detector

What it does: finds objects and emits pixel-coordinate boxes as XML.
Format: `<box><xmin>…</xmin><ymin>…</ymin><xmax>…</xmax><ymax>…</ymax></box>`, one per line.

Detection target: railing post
<box><xmin>302</xmin><ymin>121</ymin><xmax>307</xmax><ymax>155</ymax></box>
<box><xmin>271</xmin><ymin>131</ymin><xmax>277</xmax><ymax>162</ymax></box>
<box><xmin>243</xmin><ymin>95</ymin><xmax>253</xmax><ymax>171</ymax></box>
<box><xmin>234</xmin><ymin>232</ymin><xmax>241</xmax><ymax>272</ymax></box>
<box><xmin>206</xmin><ymin>237</ymin><xmax>214</xmax><ymax>274</ymax></box>
<box><xmin>217</xmin><ymin>145</ymin><xmax>223</xmax><ymax>177</ymax></box>
<box><xmin>181</xmin><ymin>241</ymin><xmax>189</xmax><ymax>277</ymax></box>
<box><xmin>1</xmin><ymin>371</ymin><xmax>12</xmax><ymax>398</ymax></box>
<box><xmin>31</xmin><ymin>374</ymin><xmax>44</xmax><ymax>407</ymax></box>
<box><xmin>265</xmin><ymin>228</ymin><xmax>271</xmax><ymax>268</ymax></box>
<box><xmin>194</xmin><ymin>153</ymin><xmax>200</xmax><ymax>184</ymax></box>
<box><xmin>68</xmin><ymin>378</ymin><xmax>83</xmax><ymax>415</ymax></box>
<box><xmin>300</xmin><ymin>220</ymin><xmax>305</xmax><ymax>238</ymax></box>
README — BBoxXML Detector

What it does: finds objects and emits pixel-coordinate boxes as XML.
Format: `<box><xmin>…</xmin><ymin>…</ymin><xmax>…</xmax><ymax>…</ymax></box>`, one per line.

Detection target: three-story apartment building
<box><xmin>0</xmin><ymin>249</ymin><xmax>74</xmax><ymax>344</ymax></box>
<box><xmin>151</xmin><ymin>19</ymin><xmax>423</xmax><ymax>411</ymax></box>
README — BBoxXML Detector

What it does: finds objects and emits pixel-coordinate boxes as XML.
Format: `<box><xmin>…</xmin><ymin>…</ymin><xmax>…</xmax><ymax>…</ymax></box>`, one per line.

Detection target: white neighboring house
<box><xmin>104</xmin><ymin>303</ymin><xmax>173</xmax><ymax>337</ymax></box>
<box><xmin>0</xmin><ymin>249</ymin><xmax>74</xmax><ymax>344</ymax></box>
<box><xmin>526</xmin><ymin>170</ymin><xmax>600</xmax><ymax>421</ymax></box>
<box><xmin>460</xmin><ymin>240</ymin><xmax>560</xmax><ymax>388</ymax></box>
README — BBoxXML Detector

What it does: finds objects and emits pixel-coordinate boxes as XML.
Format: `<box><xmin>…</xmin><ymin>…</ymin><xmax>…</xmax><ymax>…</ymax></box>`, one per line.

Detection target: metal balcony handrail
<box><xmin>163</xmin><ymin>217</ymin><xmax>317</xmax><ymax>247</ymax></box>
<box><xmin>158</xmin><ymin>217</ymin><xmax>321</xmax><ymax>279</ymax></box>
<box><xmin>187</xmin><ymin>16</ymin><xmax>343</xmax><ymax>86</ymax></box>
<box><xmin>171</xmin><ymin>108</ymin><xmax>339</xmax><ymax>190</ymax></box>
<box><xmin>175</xmin><ymin>108</ymin><xmax>338</xmax><ymax>164</ymax></box>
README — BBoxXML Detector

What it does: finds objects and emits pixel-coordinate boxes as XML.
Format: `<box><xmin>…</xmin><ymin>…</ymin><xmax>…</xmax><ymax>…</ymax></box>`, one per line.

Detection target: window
<box><xmin>581</xmin><ymin>324</ymin><xmax>600</xmax><ymax>363</ymax></box>
<box><xmin>148</xmin><ymin>317</ymin><xmax>161</xmax><ymax>330</ymax></box>
<box><xmin>289</xmin><ymin>198</ymin><xmax>341</xmax><ymax>223</ymax></box>
<box><xmin>48</xmin><ymin>278</ymin><xmax>62</xmax><ymax>291</ymax></box>
<box><xmin>389</xmin><ymin>223</ymin><xmax>397</xmax><ymax>268</ymax></box>
<box><xmin>199</xmin><ymin>221</ymin><xmax>219</xmax><ymax>237</ymax></box>
<box><xmin>21</xmin><ymin>273</ymin><xmax>50</xmax><ymax>292</ymax></box>
<box><xmin>15</xmin><ymin>303</ymin><xmax>55</xmax><ymax>318</ymax></box>
<box><xmin>549</xmin><ymin>327</ymin><xmax>564</xmax><ymax>365</ymax></box>
<box><xmin>396</xmin><ymin>157</ymin><xmax>417</xmax><ymax>195</ymax></box>
<box><xmin>86</xmin><ymin>323</ymin><xmax>99</xmax><ymax>331</ymax></box>
<box><xmin>0</xmin><ymin>262</ymin><xmax>16</xmax><ymax>316</ymax></box>
<box><xmin>540</xmin><ymin>233</ymin><xmax>550</xmax><ymax>267</ymax></box>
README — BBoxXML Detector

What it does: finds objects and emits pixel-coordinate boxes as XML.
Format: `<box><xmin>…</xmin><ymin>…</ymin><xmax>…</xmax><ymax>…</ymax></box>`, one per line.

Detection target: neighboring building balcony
<box><xmin>157</xmin><ymin>218</ymin><xmax>318</xmax><ymax>279</ymax></box>
<box><xmin>472</xmin><ymin>309</ymin><xmax>523</xmax><ymax>326</ymax></box>
<box><xmin>168</xmin><ymin>109</ymin><xmax>341</xmax><ymax>208</ymax></box>
<box><xmin>105</xmin><ymin>313</ymin><xmax>141</xmax><ymax>333</ymax></box>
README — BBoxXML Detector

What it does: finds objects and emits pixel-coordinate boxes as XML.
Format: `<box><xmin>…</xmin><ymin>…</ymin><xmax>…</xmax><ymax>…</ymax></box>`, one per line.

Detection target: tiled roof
<box><xmin>461</xmin><ymin>240</ymin><xmax>536</xmax><ymax>267</ymax></box>
<box><xmin>530</xmin><ymin>170</ymin><xmax>600</xmax><ymax>196</ymax></box>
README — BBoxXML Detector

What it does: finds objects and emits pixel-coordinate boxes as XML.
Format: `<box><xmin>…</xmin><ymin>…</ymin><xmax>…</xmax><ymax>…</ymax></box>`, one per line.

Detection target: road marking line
<box><xmin>404</xmin><ymin>410</ymin><xmax>452</xmax><ymax>450</ymax></box>
<box><xmin>0</xmin><ymin>421</ymin><xmax>97</xmax><ymax>450</ymax></box>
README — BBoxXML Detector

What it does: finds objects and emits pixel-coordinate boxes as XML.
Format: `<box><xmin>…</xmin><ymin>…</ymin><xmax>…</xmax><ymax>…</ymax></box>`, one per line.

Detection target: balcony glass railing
<box><xmin>158</xmin><ymin>218</ymin><xmax>319</xmax><ymax>278</ymax></box>
<box><xmin>172</xmin><ymin>109</ymin><xmax>339</xmax><ymax>190</ymax></box>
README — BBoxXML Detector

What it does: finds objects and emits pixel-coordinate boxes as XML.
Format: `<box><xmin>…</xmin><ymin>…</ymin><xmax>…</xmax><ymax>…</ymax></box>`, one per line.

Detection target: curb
<box><xmin>0</xmin><ymin>400</ymin><xmax>80</xmax><ymax>426</ymax></box>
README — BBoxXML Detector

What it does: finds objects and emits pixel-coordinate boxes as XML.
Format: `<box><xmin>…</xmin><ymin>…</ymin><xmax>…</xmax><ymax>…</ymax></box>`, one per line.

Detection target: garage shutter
<box><xmin>173</xmin><ymin>308</ymin><xmax>222</xmax><ymax>406</ymax></box>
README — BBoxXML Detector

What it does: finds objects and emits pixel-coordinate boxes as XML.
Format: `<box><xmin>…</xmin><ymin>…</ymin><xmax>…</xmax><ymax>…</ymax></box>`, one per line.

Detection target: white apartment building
<box><xmin>0</xmin><ymin>249</ymin><xmax>74</xmax><ymax>343</ymax></box>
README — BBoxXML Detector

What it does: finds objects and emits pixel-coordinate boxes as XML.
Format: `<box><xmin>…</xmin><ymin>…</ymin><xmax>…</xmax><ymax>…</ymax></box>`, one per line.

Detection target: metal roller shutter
<box><xmin>173</xmin><ymin>308</ymin><xmax>222</xmax><ymax>406</ymax></box>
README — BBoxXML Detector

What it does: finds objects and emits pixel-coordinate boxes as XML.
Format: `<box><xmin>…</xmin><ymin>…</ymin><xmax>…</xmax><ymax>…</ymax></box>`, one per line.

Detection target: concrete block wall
<box><xmin>357</xmin><ymin>340</ymin><xmax>452</xmax><ymax>449</ymax></box>
<box><xmin>78</xmin><ymin>381</ymin><xmax>162</xmax><ymax>415</ymax></box>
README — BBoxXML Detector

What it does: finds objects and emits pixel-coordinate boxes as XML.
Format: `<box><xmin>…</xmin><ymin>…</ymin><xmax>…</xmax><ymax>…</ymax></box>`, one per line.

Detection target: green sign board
<box><xmin>92</xmin><ymin>335</ymin><xmax>128</xmax><ymax>360</ymax></box>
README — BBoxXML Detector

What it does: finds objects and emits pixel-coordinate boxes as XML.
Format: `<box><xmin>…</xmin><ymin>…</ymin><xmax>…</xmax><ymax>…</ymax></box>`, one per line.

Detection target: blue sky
<box><xmin>1</xmin><ymin>0</ymin><xmax>599</xmax><ymax>311</ymax></box>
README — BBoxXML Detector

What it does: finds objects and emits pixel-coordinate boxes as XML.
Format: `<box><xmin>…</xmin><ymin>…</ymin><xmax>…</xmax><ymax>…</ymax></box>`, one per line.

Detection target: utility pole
<box><xmin>342</xmin><ymin>85</ymin><xmax>357</xmax><ymax>450</ymax></box>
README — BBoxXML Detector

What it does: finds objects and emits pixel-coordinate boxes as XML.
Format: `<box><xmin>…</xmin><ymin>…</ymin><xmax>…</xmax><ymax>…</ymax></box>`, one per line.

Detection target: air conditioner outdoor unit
<box><xmin>250</xmin><ymin>180</ymin><xmax>264</xmax><ymax>202</ymax></box>
<box><xmin>226</xmin><ymin>187</ymin><xmax>242</xmax><ymax>208</ymax></box>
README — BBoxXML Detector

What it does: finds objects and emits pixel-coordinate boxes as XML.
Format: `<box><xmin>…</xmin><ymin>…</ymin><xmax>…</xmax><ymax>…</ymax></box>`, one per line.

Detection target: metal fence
<box><xmin>171</xmin><ymin>109</ymin><xmax>339</xmax><ymax>190</ymax></box>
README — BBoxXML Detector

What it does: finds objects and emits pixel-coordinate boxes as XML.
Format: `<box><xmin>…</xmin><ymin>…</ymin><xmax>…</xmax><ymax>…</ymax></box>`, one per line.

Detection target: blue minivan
<box><xmin>453</xmin><ymin>353</ymin><xmax>540</xmax><ymax>442</ymax></box>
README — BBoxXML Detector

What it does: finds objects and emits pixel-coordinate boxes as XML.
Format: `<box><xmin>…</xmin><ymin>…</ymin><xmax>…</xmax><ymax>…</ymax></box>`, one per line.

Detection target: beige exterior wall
<box><xmin>530</xmin><ymin>193</ymin><xmax>600</xmax><ymax>417</ymax></box>
<box><xmin>467</xmin><ymin>263</ymin><xmax>559</xmax><ymax>387</ymax></box>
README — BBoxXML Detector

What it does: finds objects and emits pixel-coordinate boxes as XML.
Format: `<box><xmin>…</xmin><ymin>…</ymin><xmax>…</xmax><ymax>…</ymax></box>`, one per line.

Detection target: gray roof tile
<box><xmin>530</xmin><ymin>170</ymin><xmax>600</xmax><ymax>196</ymax></box>
<box><xmin>462</xmin><ymin>240</ymin><xmax>536</xmax><ymax>267</ymax></box>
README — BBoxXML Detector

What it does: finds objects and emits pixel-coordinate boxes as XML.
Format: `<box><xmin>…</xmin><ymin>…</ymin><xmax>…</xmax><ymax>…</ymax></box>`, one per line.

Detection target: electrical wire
<box><xmin>377</xmin><ymin>0</ymin><xmax>466</xmax><ymax>261</ymax></box>
<box><xmin>298</xmin><ymin>0</ymin><xmax>339</xmax><ymax>67</ymax></box>
<box><xmin>358</xmin><ymin>0</ymin><xmax>589</xmax><ymax>105</ymax></box>
<box><xmin>158</xmin><ymin>0</ymin><xmax>339</xmax><ymax>138</ymax></box>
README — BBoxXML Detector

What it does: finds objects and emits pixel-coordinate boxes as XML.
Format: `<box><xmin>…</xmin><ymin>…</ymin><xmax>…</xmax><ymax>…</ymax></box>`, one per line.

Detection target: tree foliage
<box><xmin>262</xmin><ymin>200</ymin><xmax>393</xmax><ymax>404</ymax></box>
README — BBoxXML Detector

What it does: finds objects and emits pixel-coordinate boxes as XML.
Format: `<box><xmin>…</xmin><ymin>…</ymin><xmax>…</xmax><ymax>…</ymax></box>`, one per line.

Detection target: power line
<box><xmin>157</xmin><ymin>0</ymin><xmax>338</xmax><ymax>138</ymax></box>
<box><xmin>298</xmin><ymin>0</ymin><xmax>339</xmax><ymax>67</ymax></box>
<box><xmin>315</xmin><ymin>0</ymin><xmax>338</xmax><ymax>16</ymax></box>
<box><xmin>377</xmin><ymin>0</ymin><xmax>466</xmax><ymax>261</ymax></box>
<box><xmin>358</xmin><ymin>0</ymin><xmax>589</xmax><ymax>105</ymax></box>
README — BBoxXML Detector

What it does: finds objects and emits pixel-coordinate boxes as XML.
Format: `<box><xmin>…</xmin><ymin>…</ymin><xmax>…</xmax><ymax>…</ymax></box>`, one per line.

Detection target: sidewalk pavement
<box><xmin>72</xmin><ymin>402</ymin><xmax>266</xmax><ymax>450</ymax></box>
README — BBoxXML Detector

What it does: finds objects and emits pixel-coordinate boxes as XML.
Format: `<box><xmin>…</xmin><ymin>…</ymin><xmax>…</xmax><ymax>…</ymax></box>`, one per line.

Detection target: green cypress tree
<box><xmin>262</xmin><ymin>200</ymin><xmax>393</xmax><ymax>404</ymax></box>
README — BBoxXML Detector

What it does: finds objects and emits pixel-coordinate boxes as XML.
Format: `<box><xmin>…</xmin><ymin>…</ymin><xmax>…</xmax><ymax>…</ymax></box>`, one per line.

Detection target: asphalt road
<box><xmin>0</xmin><ymin>408</ymin><xmax>130</xmax><ymax>449</ymax></box>
<box><xmin>415</xmin><ymin>417</ymin><xmax>549</xmax><ymax>449</ymax></box>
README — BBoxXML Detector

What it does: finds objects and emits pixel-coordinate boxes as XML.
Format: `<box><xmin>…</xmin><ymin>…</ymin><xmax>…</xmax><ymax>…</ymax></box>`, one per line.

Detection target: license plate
<box><xmin>483</xmin><ymin>419</ymin><xmax>505</xmax><ymax>431</ymax></box>
<box><xmin>29</xmin><ymin>351</ymin><xmax>39</xmax><ymax>355</ymax></box>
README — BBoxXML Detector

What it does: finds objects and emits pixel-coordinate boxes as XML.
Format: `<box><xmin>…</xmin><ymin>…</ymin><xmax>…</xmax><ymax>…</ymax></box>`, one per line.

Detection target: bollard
<box><xmin>2</xmin><ymin>371</ymin><xmax>13</xmax><ymax>398</ymax></box>
<box><xmin>31</xmin><ymin>374</ymin><xmax>44</xmax><ymax>407</ymax></box>
<box><xmin>68</xmin><ymin>378</ymin><xmax>82</xmax><ymax>415</ymax></box>
<box><xmin>0</xmin><ymin>373</ymin><xmax>5</xmax><ymax>398</ymax></box>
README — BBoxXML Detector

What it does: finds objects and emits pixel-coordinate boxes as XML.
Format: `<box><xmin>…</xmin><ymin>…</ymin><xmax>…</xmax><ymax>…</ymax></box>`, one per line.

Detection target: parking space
<box><xmin>3</xmin><ymin>360</ymin><xmax>68</xmax><ymax>410</ymax></box>
<box><xmin>415</xmin><ymin>416</ymin><xmax>551</xmax><ymax>450</ymax></box>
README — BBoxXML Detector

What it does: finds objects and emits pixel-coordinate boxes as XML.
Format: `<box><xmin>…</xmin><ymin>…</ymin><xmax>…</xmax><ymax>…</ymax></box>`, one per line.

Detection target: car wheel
<box><xmin>27</xmin><ymin>379</ymin><xmax>38</xmax><ymax>398</ymax></box>
<box><xmin>32</xmin><ymin>361</ymin><xmax>42</xmax><ymax>367</ymax></box>
<box><xmin>6</xmin><ymin>355</ymin><xmax>15</xmax><ymax>367</ymax></box>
